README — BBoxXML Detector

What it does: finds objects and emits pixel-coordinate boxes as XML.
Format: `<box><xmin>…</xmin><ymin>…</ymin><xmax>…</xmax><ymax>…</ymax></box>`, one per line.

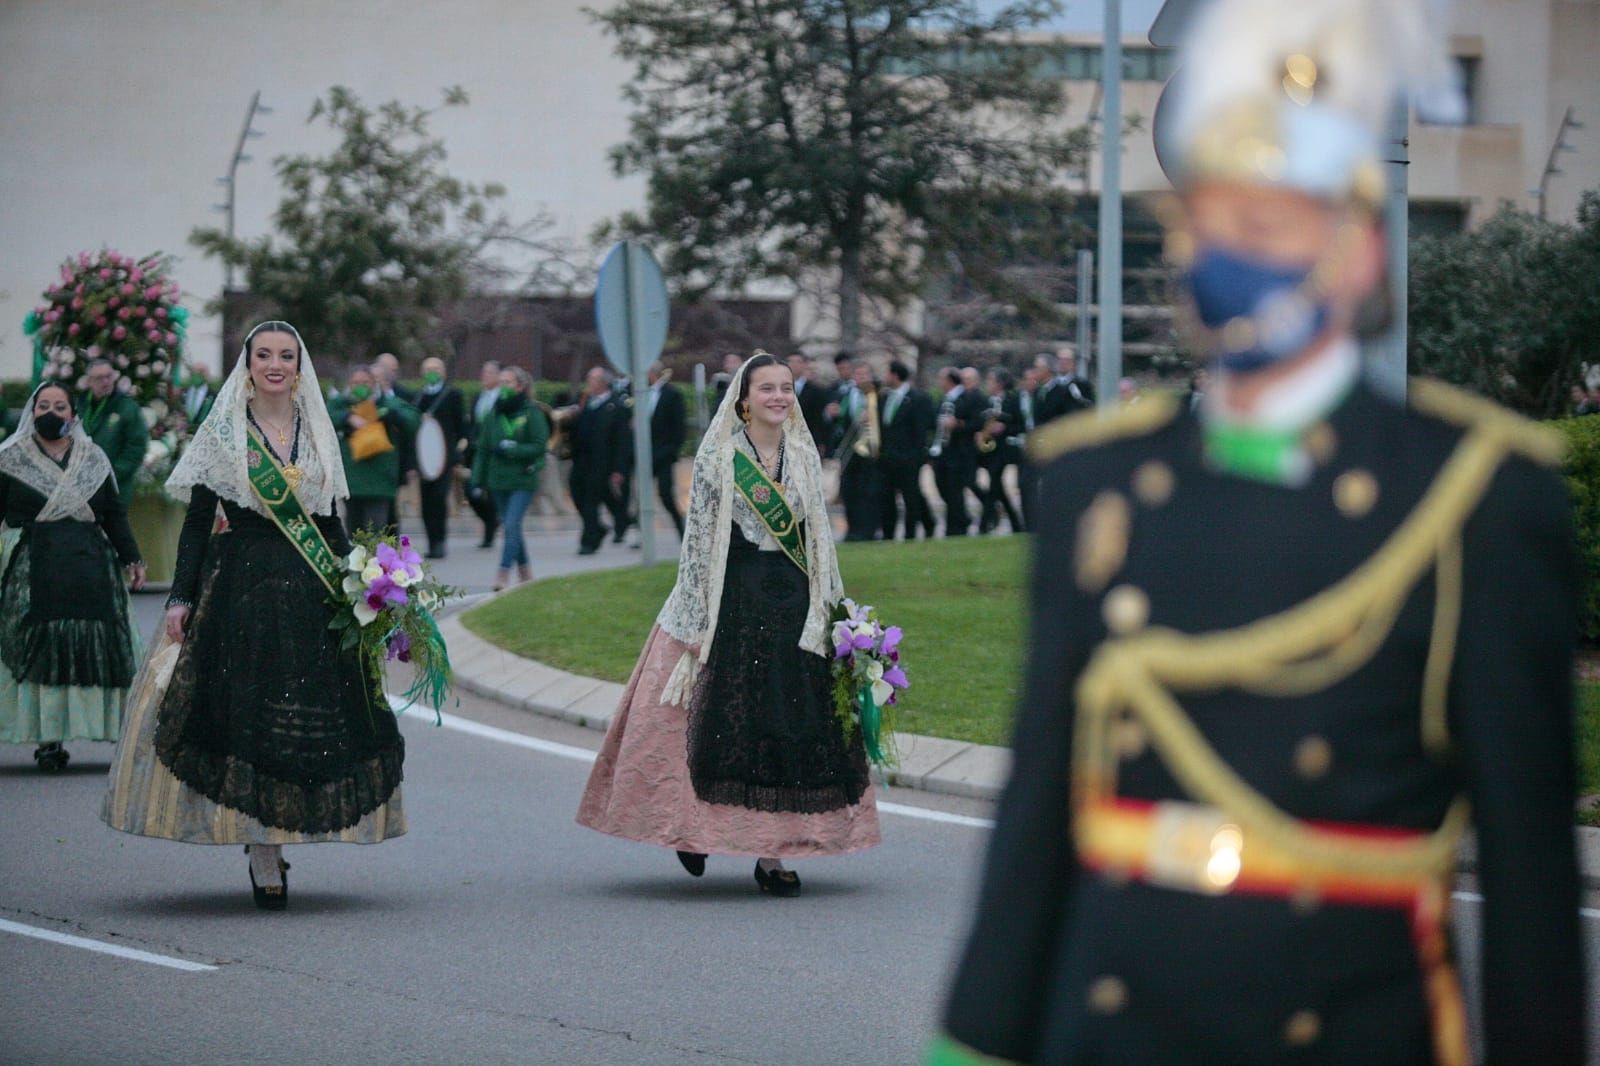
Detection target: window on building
<box><xmin>1420</xmin><ymin>55</ymin><xmax>1479</xmax><ymax>126</ymax></box>
<box><xmin>1409</xmin><ymin>201</ymin><xmax>1468</xmax><ymax>237</ymax></box>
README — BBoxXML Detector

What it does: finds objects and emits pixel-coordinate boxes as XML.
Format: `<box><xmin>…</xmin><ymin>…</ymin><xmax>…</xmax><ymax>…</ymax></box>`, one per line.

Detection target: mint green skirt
<box><xmin>0</xmin><ymin>527</ymin><xmax>142</xmax><ymax>744</ymax></box>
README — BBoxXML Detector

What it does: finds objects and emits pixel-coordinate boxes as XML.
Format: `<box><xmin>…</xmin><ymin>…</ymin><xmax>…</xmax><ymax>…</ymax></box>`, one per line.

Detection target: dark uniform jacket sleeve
<box><xmin>167</xmin><ymin>486</ymin><xmax>219</xmax><ymax>608</ymax></box>
<box><xmin>1451</xmin><ymin>457</ymin><xmax>1587</xmax><ymax>1063</ymax></box>
<box><xmin>939</xmin><ymin>462</ymin><xmax>1096</xmax><ymax>1060</ymax></box>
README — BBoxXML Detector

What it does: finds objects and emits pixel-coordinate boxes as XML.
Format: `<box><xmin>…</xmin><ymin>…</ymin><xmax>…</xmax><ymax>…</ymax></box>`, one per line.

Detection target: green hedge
<box><xmin>1553</xmin><ymin>417</ymin><xmax>1600</xmax><ymax>642</ymax></box>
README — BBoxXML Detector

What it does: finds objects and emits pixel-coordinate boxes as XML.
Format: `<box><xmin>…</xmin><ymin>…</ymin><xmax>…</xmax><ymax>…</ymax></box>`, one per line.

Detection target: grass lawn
<box><xmin>462</xmin><ymin>536</ymin><xmax>1029</xmax><ymax>746</ymax></box>
<box><xmin>462</xmin><ymin>541</ymin><xmax>1600</xmax><ymax>814</ymax></box>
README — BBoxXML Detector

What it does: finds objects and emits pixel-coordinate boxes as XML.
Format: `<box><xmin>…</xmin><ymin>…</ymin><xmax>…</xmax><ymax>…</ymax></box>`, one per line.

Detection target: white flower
<box><xmin>391</xmin><ymin>568</ymin><xmax>414</xmax><ymax>589</ymax></box>
<box><xmin>361</xmin><ymin>561</ymin><xmax>383</xmax><ymax>584</ymax></box>
<box><xmin>342</xmin><ymin>574</ymin><xmax>365</xmax><ymax>597</ymax></box>
<box><xmin>420</xmin><ymin>589</ymin><xmax>440</xmax><ymax>611</ymax></box>
<box><xmin>871</xmin><ymin>679</ymin><xmax>895</xmax><ymax>707</ymax></box>
<box><xmin>142</xmin><ymin>439</ymin><xmax>170</xmax><ymax>464</ymax></box>
<box><xmin>353</xmin><ymin>598</ymin><xmax>379</xmax><ymax>626</ymax></box>
<box><xmin>346</xmin><ymin>545</ymin><xmax>370</xmax><ymax>572</ymax></box>
<box><xmin>866</xmin><ymin>659</ymin><xmax>885</xmax><ymax>682</ymax></box>
<box><xmin>146</xmin><ymin>399</ymin><xmax>167</xmax><ymax>419</ymax></box>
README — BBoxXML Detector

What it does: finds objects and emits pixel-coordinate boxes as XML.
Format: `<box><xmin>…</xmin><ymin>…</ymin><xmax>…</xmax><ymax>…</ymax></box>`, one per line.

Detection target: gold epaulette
<box><xmin>1027</xmin><ymin>392</ymin><xmax>1179</xmax><ymax>464</ymax></box>
<box><xmin>1408</xmin><ymin>378</ymin><xmax>1566</xmax><ymax>467</ymax></box>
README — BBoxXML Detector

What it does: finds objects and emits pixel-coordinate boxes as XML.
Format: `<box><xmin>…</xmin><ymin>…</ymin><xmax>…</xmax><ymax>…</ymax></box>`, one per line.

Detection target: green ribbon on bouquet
<box><xmin>389</xmin><ymin>609</ymin><xmax>453</xmax><ymax>726</ymax></box>
<box><xmin>857</xmin><ymin>686</ymin><xmax>890</xmax><ymax>768</ymax></box>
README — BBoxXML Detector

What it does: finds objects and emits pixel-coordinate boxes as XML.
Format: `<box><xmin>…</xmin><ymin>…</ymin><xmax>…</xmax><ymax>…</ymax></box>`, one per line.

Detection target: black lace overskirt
<box><xmin>0</xmin><ymin>527</ymin><xmax>136</xmax><ymax>688</ymax></box>
<box><xmin>152</xmin><ymin>510</ymin><xmax>404</xmax><ymax>833</ymax></box>
<box><xmin>685</xmin><ymin>525</ymin><xmax>869</xmax><ymax>813</ymax></box>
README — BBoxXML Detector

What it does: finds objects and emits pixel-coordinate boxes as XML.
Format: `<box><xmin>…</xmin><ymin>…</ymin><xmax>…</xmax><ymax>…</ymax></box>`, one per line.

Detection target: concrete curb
<box><xmin>440</xmin><ymin>609</ymin><xmax>1600</xmax><ymax>887</ymax></box>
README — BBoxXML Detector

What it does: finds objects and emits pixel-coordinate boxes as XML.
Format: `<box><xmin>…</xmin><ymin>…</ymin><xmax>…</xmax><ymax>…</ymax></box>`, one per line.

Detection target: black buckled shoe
<box><xmin>676</xmin><ymin>850</ymin><xmax>707</xmax><ymax>877</ymax></box>
<box><xmin>754</xmin><ymin>862</ymin><xmax>801</xmax><ymax>898</ymax></box>
<box><xmin>246</xmin><ymin>850</ymin><xmax>290</xmax><ymax>912</ymax></box>
<box><xmin>33</xmin><ymin>743</ymin><xmax>69</xmax><ymax>772</ymax></box>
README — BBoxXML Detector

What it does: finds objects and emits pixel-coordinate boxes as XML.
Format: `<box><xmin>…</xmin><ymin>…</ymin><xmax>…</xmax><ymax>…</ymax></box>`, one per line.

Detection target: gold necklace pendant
<box><xmin>282</xmin><ymin>465</ymin><xmax>304</xmax><ymax>491</ymax></box>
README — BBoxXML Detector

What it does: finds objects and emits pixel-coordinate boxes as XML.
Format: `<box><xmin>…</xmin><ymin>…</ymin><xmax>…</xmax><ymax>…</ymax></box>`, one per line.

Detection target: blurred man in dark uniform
<box><xmin>930</xmin><ymin>1</ymin><xmax>1586</xmax><ymax>1063</ymax></box>
<box><xmin>1035</xmin><ymin>344</ymin><xmax>1095</xmax><ymax>426</ymax></box>
<box><xmin>789</xmin><ymin>353</ymin><xmax>832</xmax><ymax>456</ymax></box>
<box><xmin>571</xmin><ymin>366</ymin><xmax>633</xmax><ymax>555</ymax></box>
<box><xmin>413</xmin><ymin>356</ymin><xmax>465</xmax><ymax>559</ymax></box>
<box><xmin>878</xmin><ymin>359</ymin><xmax>935</xmax><ymax>540</ymax></box>
<box><xmin>80</xmin><ymin>358</ymin><xmax>148</xmax><ymax>507</ymax></box>
<box><xmin>464</xmin><ymin>360</ymin><xmax>502</xmax><ymax>547</ymax></box>
<box><xmin>646</xmin><ymin>361</ymin><xmax>687</xmax><ymax>539</ymax></box>
<box><xmin>977</xmin><ymin>366</ymin><xmax>1026</xmax><ymax>534</ymax></box>
<box><xmin>933</xmin><ymin>366</ymin><xmax>985</xmax><ymax>536</ymax></box>
<box><xmin>835</xmin><ymin>360</ymin><xmax>883</xmax><ymax>541</ymax></box>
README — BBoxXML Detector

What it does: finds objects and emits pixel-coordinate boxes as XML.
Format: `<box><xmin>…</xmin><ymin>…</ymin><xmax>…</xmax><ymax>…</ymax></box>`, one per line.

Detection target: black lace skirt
<box><xmin>153</xmin><ymin>512</ymin><xmax>404</xmax><ymax>834</ymax></box>
<box><xmin>0</xmin><ymin>523</ymin><xmax>136</xmax><ymax>688</ymax></box>
<box><xmin>686</xmin><ymin>525</ymin><xmax>869</xmax><ymax>814</ymax></box>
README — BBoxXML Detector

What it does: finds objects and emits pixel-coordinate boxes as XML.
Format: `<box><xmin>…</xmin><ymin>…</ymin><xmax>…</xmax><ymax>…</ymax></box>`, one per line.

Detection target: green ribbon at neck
<box><xmin>1203</xmin><ymin>421</ymin><xmax>1304</xmax><ymax>484</ymax></box>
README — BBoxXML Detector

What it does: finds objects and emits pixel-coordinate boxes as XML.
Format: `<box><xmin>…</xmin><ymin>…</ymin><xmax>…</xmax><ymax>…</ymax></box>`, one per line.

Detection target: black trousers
<box><xmin>1019</xmin><ymin>458</ymin><xmax>1039</xmax><ymax>533</ymax></box>
<box><xmin>571</xmin><ymin>471</ymin><xmax>608</xmax><ymax>551</ymax></box>
<box><xmin>467</xmin><ymin>483</ymin><xmax>498</xmax><ymax>544</ymax></box>
<box><xmin>879</xmin><ymin>458</ymin><xmax>931</xmax><ymax>540</ymax></box>
<box><xmin>420</xmin><ymin>474</ymin><xmax>451</xmax><ymax>555</ymax></box>
<box><xmin>607</xmin><ymin>474</ymin><xmax>632</xmax><ymax>543</ymax></box>
<box><xmin>654</xmin><ymin>461</ymin><xmax>685</xmax><ymax>539</ymax></box>
<box><xmin>345</xmin><ymin>496</ymin><xmax>392</xmax><ymax>540</ymax></box>
<box><xmin>935</xmin><ymin>451</ymin><xmax>976</xmax><ymax>536</ymax></box>
<box><xmin>979</xmin><ymin>459</ymin><xmax>1025</xmax><ymax>533</ymax></box>
<box><xmin>840</xmin><ymin>457</ymin><xmax>882</xmax><ymax>541</ymax></box>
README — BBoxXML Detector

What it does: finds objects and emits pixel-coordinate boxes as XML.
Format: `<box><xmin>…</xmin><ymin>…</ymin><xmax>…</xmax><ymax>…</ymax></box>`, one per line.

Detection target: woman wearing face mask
<box><xmin>327</xmin><ymin>364</ymin><xmax>419</xmax><ymax>538</ymax></box>
<box><xmin>0</xmin><ymin>381</ymin><xmax>146</xmax><ymax>771</ymax></box>
<box><xmin>469</xmin><ymin>366</ymin><xmax>549</xmax><ymax>592</ymax></box>
<box><xmin>578</xmin><ymin>352</ymin><xmax>879</xmax><ymax>897</ymax></box>
<box><xmin>103</xmin><ymin>321</ymin><xmax>406</xmax><ymax>911</ymax></box>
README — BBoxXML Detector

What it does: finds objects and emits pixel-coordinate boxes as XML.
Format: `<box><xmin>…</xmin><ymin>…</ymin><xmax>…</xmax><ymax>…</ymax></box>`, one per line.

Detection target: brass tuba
<box><xmin>839</xmin><ymin>386</ymin><xmax>881</xmax><ymax>466</ymax></box>
<box><xmin>976</xmin><ymin>394</ymin><xmax>1002</xmax><ymax>454</ymax></box>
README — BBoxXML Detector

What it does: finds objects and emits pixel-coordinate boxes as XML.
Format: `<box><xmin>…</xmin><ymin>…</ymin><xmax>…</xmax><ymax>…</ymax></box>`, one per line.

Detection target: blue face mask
<box><xmin>1185</xmin><ymin>246</ymin><xmax>1332</xmax><ymax>373</ymax></box>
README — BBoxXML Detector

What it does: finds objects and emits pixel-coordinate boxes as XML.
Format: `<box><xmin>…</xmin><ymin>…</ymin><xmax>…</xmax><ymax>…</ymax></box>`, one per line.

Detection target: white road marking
<box><xmin>0</xmin><ymin>918</ymin><xmax>217</xmax><ymax>972</ymax></box>
<box><xmin>407</xmin><ymin>699</ymin><xmax>999</xmax><ymax>830</ymax></box>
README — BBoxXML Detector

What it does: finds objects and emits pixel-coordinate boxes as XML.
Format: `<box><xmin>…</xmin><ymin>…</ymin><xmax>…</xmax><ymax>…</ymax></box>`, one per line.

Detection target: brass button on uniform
<box><xmin>1284</xmin><ymin>1009</ymin><xmax>1322</xmax><ymax>1046</ymax></box>
<box><xmin>1293</xmin><ymin>735</ymin><xmax>1333</xmax><ymax>780</ymax></box>
<box><xmin>1103</xmin><ymin>585</ymin><xmax>1150</xmax><ymax>635</ymax></box>
<box><xmin>1087</xmin><ymin>975</ymin><xmax>1129</xmax><ymax>1015</ymax></box>
<box><xmin>1333</xmin><ymin>469</ymin><xmax>1378</xmax><ymax>518</ymax></box>
<box><xmin>1132</xmin><ymin>460</ymin><xmax>1175</xmax><ymax>507</ymax></box>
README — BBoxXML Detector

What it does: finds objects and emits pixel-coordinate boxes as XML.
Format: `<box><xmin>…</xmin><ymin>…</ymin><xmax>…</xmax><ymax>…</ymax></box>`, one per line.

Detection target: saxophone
<box><xmin>853</xmin><ymin>387</ymin><xmax>881</xmax><ymax>460</ymax></box>
<box><xmin>976</xmin><ymin>394</ymin><xmax>1002</xmax><ymax>454</ymax></box>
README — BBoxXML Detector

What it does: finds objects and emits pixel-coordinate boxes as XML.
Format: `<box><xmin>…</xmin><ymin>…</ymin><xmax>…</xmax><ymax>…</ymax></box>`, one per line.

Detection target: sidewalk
<box><xmin>440</xmin><ymin>602</ymin><xmax>1600</xmax><ymax>888</ymax></box>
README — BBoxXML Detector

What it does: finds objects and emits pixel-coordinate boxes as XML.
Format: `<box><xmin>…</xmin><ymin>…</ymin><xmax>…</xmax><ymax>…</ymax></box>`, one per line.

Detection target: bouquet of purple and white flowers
<box><xmin>830</xmin><ymin>598</ymin><xmax>909</xmax><ymax>768</ymax></box>
<box><xmin>329</xmin><ymin>532</ymin><xmax>455</xmax><ymax>720</ymax></box>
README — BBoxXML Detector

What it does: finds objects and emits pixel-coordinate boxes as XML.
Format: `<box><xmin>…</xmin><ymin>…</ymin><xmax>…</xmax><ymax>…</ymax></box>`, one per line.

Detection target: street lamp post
<box><xmin>1096</xmin><ymin>0</ymin><xmax>1123</xmax><ymax>409</ymax></box>
<box><xmin>213</xmin><ymin>91</ymin><xmax>272</xmax><ymax>293</ymax></box>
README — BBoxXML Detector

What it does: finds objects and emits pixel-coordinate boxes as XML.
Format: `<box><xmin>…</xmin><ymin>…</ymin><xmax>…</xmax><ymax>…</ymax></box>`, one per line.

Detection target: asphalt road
<box><xmin>4</xmin><ymin>519</ymin><xmax>1596</xmax><ymax>1064</ymax></box>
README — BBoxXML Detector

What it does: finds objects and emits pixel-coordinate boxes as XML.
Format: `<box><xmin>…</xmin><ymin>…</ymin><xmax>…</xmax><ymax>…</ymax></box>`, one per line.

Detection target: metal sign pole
<box><xmin>1076</xmin><ymin>249</ymin><xmax>1094</xmax><ymax>376</ymax></box>
<box><xmin>623</xmin><ymin>243</ymin><xmax>659</xmax><ymax>566</ymax></box>
<box><xmin>1370</xmin><ymin>99</ymin><xmax>1410</xmax><ymax>401</ymax></box>
<box><xmin>1096</xmin><ymin>0</ymin><xmax>1124</xmax><ymax>410</ymax></box>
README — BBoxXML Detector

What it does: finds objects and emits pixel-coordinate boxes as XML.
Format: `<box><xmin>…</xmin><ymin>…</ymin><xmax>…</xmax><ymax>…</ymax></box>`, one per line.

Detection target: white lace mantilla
<box><xmin>654</xmin><ymin>356</ymin><xmax>844</xmax><ymax>706</ymax></box>
<box><xmin>0</xmin><ymin>386</ymin><xmax>112</xmax><ymax>523</ymax></box>
<box><xmin>164</xmin><ymin>323</ymin><xmax>347</xmax><ymax>519</ymax></box>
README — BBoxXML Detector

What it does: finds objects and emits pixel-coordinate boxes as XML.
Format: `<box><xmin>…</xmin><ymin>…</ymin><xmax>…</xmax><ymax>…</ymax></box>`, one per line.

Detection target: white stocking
<box><xmin>757</xmin><ymin>857</ymin><xmax>786</xmax><ymax>873</ymax></box>
<box><xmin>249</xmin><ymin>844</ymin><xmax>284</xmax><ymax>887</ymax></box>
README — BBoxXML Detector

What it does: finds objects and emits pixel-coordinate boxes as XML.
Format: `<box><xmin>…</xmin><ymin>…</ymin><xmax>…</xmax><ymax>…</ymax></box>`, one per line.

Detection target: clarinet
<box><xmin>928</xmin><ymin>395</ymin><xmax>955</xmax><ymax>458</ymax></box>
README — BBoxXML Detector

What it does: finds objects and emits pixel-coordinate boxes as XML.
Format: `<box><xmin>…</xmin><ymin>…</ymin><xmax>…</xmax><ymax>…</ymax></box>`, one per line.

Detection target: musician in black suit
<box><xmin>374</xmin><ymin>352</ymin><xmax>415</xmax><ymax>532</ymax></box>
<box><xmin>1017</xmin><ymin>357</ymin><xmax>1050</xmax><ymax>530</ymax></box>
<box><xmin>645</xmin><ymin>361</ymin><xmax>687</xmax><ymax>539</ymax></box>
<box><xmin>788</xmin><ymin>353</ymin><xmax>832</xmax><ymax>457</ymax></box>
<box><xmin>976</xmin><ymin>367</ymin><xmax>1026</xmax><ymax>534</ymax></box>
<box><xmin>877</xmin><ymin>360</ymin><xmax>936</xmax><ymax>540</ymax></box>
<box><xmin>835</xmin><ymin>361</ymin><xmax>882</xmax><ymax>541</ymax></box>
<box><xmin>413</xmin><ymin>356</ymin><xmax>467</xmax><ymax>559</ymax></box>
<box><xmin>933</xmin><ymin>367</ymin><xmax>986</xmax><ymax>536</ymax></box>
<box><xmin>1035</xmin><ymin>345</ymin><xmax>1096</xmax><ymax>425</ymax></box>
<box><xmin>571</xmin><ymin>366</ymin><xmax>634</xmax><ymax>555</ymax></box>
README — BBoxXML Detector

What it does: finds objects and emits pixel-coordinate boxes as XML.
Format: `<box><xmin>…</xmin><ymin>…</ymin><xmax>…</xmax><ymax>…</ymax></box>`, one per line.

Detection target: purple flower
<box><xmin>386</xmin><ymin>629</ymin><xmax>412</xmax><ymax>662</ymax></box>
<box><xmin>368</xmin><ymin>574</ymin><xmax>409</xmax><ymax>608</ymax></box>
<box><xmin>883</xmin><ymin>665</ymin><xmax>909</xmax><ymax>690</ymax></box>
<box><xmin>375</xmin><ymin>541</ymin><xmax>401</xmax><ymax>572</ymax></box>
<box><xmin>881</xmin><ymin>626</ymin><xmax>903</xmax><ymax>656</ymax></box>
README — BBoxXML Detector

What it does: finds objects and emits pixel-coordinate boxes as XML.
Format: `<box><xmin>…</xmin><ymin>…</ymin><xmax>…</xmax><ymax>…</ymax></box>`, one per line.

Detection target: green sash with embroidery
<box><xmin>246</xmin><ymin>427</ymin><xmax>343</xmax><ymax>594</ymax></box>
<box><xmin>732</xmin><ymin>449</ymin><xmax>807</xmax><ymax>574</ymax></box>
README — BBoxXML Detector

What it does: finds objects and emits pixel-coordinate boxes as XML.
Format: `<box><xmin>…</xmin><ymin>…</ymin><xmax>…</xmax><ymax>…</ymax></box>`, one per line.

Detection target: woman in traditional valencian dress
<box><xmin>0</xmin><ymin>382</ymin><xmax>145</xmax><ymax>771</ymax></box>
<box><xmin>103</xmin><ymin>321</ymin><xmax>405</xmax><ymax>911</ymax></box>
<box><xmin>578</xmin><ymin>352</ymin><xmax>879</xmax><ymax>896</ymax></box>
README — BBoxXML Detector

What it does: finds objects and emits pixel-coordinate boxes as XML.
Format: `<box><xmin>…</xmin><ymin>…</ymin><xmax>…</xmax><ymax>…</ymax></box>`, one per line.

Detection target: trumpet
<box><xmin>928</xmin><ymin>396</ymin><xmax>955</xmax><ymax>459</ymax></box>
<box><xmin>976</xmin><ymin>394</ymin><xmax>1003</xmax><ymax>454</ymax></box>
